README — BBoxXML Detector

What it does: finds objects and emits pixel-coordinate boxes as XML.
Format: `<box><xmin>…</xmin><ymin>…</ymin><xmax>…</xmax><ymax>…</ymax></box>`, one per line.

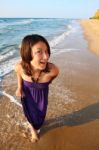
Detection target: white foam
<box><xmin>0</xmin><ymin>57</ymin><xmax>20</xmax><ymax>81</ymax></box>
<box><xmin>0</xmin><ymin>50</ymin><xmax>16</xmax><ymax>61</ymax></box>
<box><xmin>50</xmin><ymin>83</ymin><xmax>75</xmax><ymax>104</ymax></box>
<box><xmin>52</xmin><ymin>48</ymin><xmax>79</xmax><ymax>54</ymax></box>
<box><xmin>11</xmin><ymin>19</ymin><xmax>33</xmax><ymax>26</ymax></box>
<box><xmin>0</xmin><ymin>90</ymin><xmax>32</xmax><ymax>131</ymax></box>
<box><xmin>0</xmin><ymin>19</ymin><xmax>33</xmax><ymax>29</ymax></box>
<box><xmin>50</xmin><ymin>25</ymin><xmax>75</xmax><ymax>47</ymax></box>
<box><xmin>0</xmin><ymin>90</ymin><xmax>22</xmax><ymax>107</ymax></box>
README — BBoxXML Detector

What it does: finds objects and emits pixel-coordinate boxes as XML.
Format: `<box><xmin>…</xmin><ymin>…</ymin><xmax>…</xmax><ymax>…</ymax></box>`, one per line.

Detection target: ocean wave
<box><xmin>0</xmin><ymin>90</ymin><xmax>22</xmax><ymax>107</ymax></box>
<box><xmin>0</xmin><ymin>44</ymin><xmax>18</xmax><ymax>52</ymax></box>
<box><xmin>0</xmin><ymin>18</ymin><xmax>33</xmax><ymax>29</ymax></box>
<box><xmin>0</xmin><ymin>44</ymin><xmax>18</xmax><ymax>61</ymax></box>
<box><xmin>0</xmin><ymin>57</ymin><xmax>20</xmax><ymax>81</ymax></box>
<box><xmin>10</xmin><ymin>19</ymin><xmax>33</xmax><ymax>26</ymax></box>
<box><xmin>0</xmin><ymin>50</ymin><xmax>16</xmax><ymax>61</ymax></box>
<box><xmin>50</xmin><ymin>25</ymin><xmax>75</xmax><ymax>47</ymax></box>
<box><xmin>51</xmin><ymin>48</ymin><xmax>79</xmax><ymax>54</ymax></box>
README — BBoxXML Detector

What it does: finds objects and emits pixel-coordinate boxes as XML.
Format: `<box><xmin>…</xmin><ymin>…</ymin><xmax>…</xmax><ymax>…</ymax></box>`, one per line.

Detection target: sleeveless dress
<box><xmin>21</xmin><ymin>79</ymin><xmax>50</xmax><ymax>130</ymax></box>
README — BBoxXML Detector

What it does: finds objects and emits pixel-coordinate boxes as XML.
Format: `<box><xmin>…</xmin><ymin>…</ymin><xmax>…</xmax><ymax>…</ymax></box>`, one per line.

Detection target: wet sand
<box><xmin>0</xmin><ymin>20</ymin><xmax>99</xmax><ymax>150</ymax></box>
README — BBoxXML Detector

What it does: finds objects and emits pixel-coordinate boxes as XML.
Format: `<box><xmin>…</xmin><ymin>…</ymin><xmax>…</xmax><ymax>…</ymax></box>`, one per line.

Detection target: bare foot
<box><xmin>30</xmin><ymin>129</ymin><xmax>39</xmax><ymax>143</ymax></box>
<box><xmin>30</xmin><ymin>135</ymin><xmax>38</xmax><ymax>143</ymax></box>
<box><xmin>26</xmin><ymin>122</ymin><xmax>39</xmax><ymax>143</ymax></box>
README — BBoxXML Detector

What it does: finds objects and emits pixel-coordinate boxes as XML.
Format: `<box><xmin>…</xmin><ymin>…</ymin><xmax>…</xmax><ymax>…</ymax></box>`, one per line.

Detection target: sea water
<box><xmin>0</xmin><ymin>18</ymin><xmax>78</xmax><ymax>81</ymax></box>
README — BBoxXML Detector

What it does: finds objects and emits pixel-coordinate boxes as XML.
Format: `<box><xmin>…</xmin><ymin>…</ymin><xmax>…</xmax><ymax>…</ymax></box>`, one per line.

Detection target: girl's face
<box><xmin>31</xmin><ymin>41</ymin><xmax>49</xmax><ymax>70</ymax></box>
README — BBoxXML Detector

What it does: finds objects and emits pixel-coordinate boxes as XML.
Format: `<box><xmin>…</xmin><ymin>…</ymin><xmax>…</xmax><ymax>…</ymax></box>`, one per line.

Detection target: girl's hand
<box><xmin>15</xmin><ymin>88</ymin><xmax>25</xmax><ymax>98</ymax></box>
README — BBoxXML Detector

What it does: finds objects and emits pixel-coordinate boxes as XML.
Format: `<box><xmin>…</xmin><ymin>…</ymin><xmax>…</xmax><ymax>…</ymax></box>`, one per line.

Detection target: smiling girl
<box><xmin>15</xmin><ymin>34</ymin><xmax>59</xmax><ymax>142</ymax></box>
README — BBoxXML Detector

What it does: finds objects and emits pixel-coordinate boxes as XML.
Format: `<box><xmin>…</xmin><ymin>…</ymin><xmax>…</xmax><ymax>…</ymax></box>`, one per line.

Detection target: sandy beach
<box><xmin>81</xmin><ymin>19</ymin><xmax>99</xmax><ymax>55</ymax></box>
<box><xmin>0</xmin><ymin>19</ymin><xmax>99</xmax><ymax>150</ymax></box>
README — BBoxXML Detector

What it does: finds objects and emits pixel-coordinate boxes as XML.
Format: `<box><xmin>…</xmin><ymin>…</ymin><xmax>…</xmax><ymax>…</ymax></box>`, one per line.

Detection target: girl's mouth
<box><xmin>40</xmin><ymin>61</ymin><xmax>47</xmax><ymax>65</ymax></box>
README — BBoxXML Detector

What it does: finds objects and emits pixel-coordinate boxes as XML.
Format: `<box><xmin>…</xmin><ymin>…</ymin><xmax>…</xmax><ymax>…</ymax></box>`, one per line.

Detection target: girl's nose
<box><xmin>43</xmin><ymin>53</ymin><xmax>48</xmax><ymax>59</ymax></box>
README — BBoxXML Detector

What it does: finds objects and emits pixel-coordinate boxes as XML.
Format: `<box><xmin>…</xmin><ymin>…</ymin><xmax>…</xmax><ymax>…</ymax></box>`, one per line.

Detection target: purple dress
<box><xmin>21</xmin><ymin>79</ymin><xmax>50</xmax><ymax>130</ymax></box>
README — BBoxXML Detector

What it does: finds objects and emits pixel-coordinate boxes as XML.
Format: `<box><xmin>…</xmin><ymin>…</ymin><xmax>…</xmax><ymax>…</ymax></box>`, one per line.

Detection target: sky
<box><xmin>0</xmin><ymin>0</ymin><xmax>99</xmax><ymax>18</ymax></box>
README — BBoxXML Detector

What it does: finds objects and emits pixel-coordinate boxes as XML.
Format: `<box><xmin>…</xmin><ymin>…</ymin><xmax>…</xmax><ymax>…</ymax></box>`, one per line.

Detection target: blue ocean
<box><xmin>0</xmin><ymin>18</ymin><xmax>78</xmax><ymax>81</ymax></box>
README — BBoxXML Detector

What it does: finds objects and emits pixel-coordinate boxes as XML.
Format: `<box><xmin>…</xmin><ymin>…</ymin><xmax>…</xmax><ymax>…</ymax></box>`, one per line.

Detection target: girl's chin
<box><xmin>40</xmin><ymin>66</ymin><xmax>46</xmax><ymax>70</ymax></box>
<box><xmin>39</xmin><ymin>64</ymin><xmax>46</xmax><ymax>70</ymax></box>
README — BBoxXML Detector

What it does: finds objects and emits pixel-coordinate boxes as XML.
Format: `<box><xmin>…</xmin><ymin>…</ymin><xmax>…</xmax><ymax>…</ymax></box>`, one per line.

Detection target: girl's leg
<box><xmin>27</xmin><ymin>122</ymin><xmax>39</xmax><ymax>142</ymax></box>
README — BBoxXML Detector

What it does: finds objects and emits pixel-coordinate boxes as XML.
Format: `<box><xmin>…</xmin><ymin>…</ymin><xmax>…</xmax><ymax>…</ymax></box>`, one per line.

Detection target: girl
<box><xmin>15</xmin><ymin>34</ymin><xmax>59</xmax><ymax>143</ymax></box>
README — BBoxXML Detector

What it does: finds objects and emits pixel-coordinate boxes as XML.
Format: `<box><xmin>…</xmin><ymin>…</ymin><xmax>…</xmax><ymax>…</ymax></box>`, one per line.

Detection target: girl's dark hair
<box><xmin>20</xmin><ymin>34</ymin><xmax>51</xmax><ymax>76</ymax></box>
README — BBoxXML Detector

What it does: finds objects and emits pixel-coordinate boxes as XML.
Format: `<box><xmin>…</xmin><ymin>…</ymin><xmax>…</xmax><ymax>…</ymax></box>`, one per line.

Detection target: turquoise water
<box><xmin>0</xmin><ymin>18</ymin><xmax>77</xmax><ymax>80</ymax></box>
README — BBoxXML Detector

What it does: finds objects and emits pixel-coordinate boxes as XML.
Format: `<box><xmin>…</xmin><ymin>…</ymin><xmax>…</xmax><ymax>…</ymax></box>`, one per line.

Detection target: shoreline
<box><xmin>0</xmin><ymin>20</ymin><xmax>99</xmax><ymax>149</ymax></box>
<box><xmin>80</xmin><ymin>19</ymin><xmax>99</xmax><ymax>56</ymax></box>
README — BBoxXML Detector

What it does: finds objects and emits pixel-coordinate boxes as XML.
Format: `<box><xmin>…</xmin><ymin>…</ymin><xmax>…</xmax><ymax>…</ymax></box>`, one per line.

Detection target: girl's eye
<box><xmin>35</xmin><ymin>49</ymin><xmax>48</xmax><ymax>55</ymax></box>
<box><xmin>36</xmin><ymin>50</ymin><xmax>42</xmax><ymax>54</ymax></box>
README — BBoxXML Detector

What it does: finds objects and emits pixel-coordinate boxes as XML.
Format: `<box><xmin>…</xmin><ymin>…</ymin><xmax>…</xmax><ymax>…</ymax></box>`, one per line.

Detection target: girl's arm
<box><xmin>48</xmin><ymin>63</ymin><xmax>59</xmax><ymax>82</ymax></box>
<box><xmin>14</xmin><ymin>63</ymin><xmax>24</xmax><ymax>97</ymax></box>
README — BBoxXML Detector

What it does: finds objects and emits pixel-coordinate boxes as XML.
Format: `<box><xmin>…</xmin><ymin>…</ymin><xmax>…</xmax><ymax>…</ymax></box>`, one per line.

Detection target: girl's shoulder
<box><xmin>48</xmin><ymin>62</ymin><xmax>59</xmax><ymax>77</ymax></box>
<box><xmin>14</xmin><ymin>61</ymin><xmax>23</xmax><ymax>73</ymax></box>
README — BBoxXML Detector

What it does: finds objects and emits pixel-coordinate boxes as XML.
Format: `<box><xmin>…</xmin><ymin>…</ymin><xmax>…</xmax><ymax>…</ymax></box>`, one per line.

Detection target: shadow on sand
<box><xmin>40</xmin><ymin>102</ymin><xmax>99</xmax><ymax>136</ymax></box>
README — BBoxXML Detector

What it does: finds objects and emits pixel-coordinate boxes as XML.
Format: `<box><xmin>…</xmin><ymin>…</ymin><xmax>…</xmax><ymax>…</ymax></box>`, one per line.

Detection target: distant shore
<box><xmin>81</xmin><ymin>19</ymin><xmax>99</xmax><ymax>55</ymax></box>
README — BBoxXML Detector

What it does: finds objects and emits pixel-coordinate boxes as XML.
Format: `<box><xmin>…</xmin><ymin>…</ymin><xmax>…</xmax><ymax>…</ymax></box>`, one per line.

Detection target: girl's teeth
<box><xmin>40</xmin><ymin>62</ymin><xmax>45</xmax><ymax>64</ymax></box>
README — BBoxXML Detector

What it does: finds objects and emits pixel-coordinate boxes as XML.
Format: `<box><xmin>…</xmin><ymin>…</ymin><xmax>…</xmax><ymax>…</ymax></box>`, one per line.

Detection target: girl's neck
<box><xmin>32</xmin><ymin>68</ymin><xmax>41</xmax><ymax>74</ymax></box>
<box><xmin>30</xmin><ymin>61</ymin><xmax>41</xmax><ymax>74</ymax></box>
<box><xmin>30</xmin><ymin>64</ymin><xmax>42</xmax><ymax>83</ymax></box>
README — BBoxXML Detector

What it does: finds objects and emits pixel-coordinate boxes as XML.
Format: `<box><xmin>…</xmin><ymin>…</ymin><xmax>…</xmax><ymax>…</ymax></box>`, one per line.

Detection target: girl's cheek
<box><xmin>35</xmin><ymin>57</ymin><xmax>41</xmax><ymax>64</ymax></box>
